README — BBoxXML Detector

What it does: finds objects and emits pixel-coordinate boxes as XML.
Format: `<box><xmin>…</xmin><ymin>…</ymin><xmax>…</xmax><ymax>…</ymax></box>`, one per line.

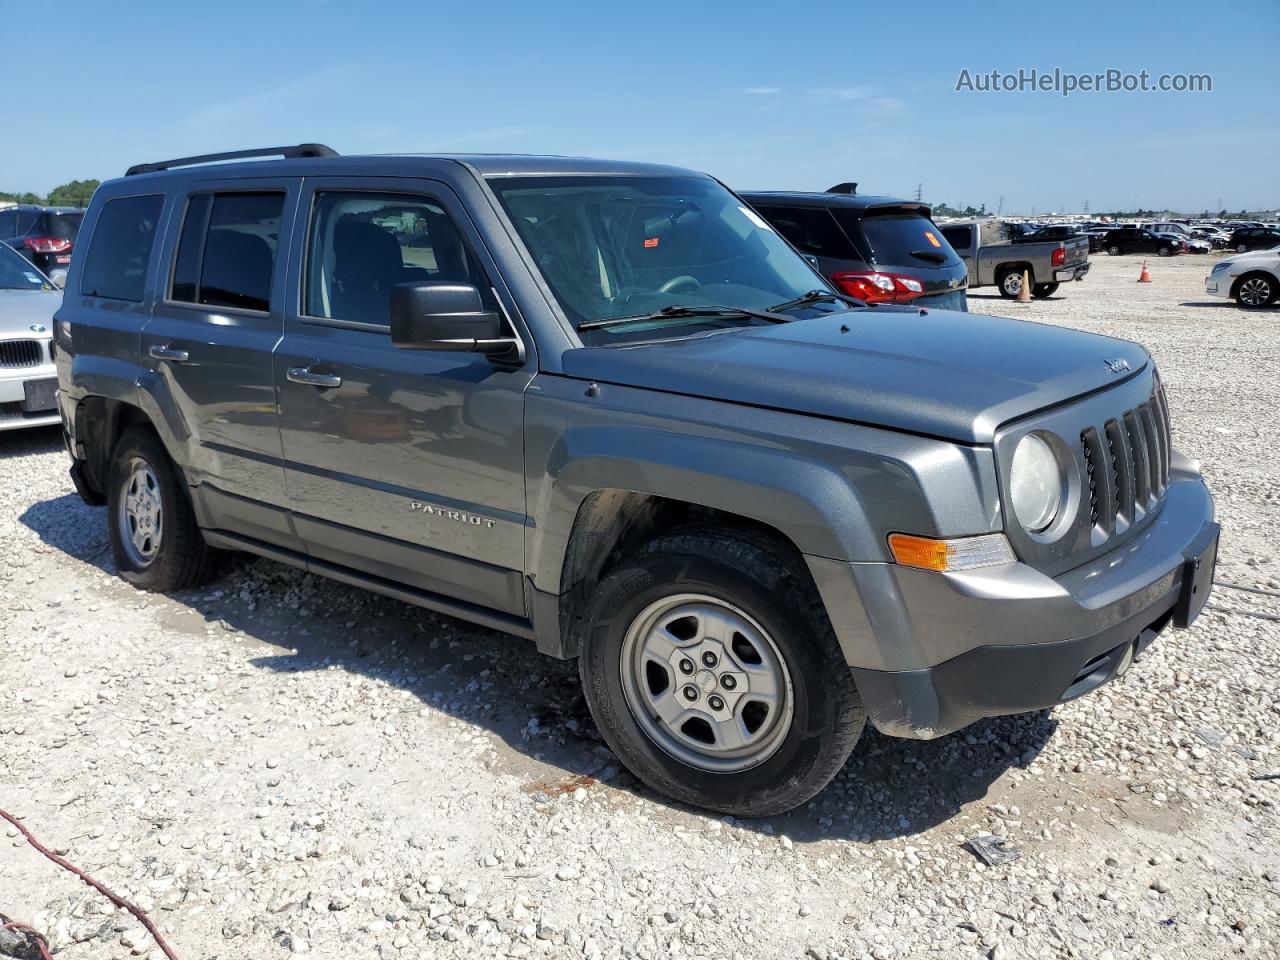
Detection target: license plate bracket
<box><xmin>1174</xmin><ymin>521</ymin><xmax>1219</xmax><ymax>628</ymax></box>
<box><xmin>21</xmin><ymin>377</ymin><xmax>58</xmax><ymax>413</ymax></box>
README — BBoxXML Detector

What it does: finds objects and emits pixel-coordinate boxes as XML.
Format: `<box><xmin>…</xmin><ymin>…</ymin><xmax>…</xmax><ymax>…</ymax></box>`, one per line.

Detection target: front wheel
<box><xmin>107</xmin><ymin>427</ymin><xmax>217</xmax><ymax>591</ymax></box>
<box><xmin>1032</xmin><ymin>282</ymin><xmax>1060</xmax><ymax>298</ymax></box>
<box><xmin>1237</xmin><ymin>243</ymin><xmax>1248</xmax><ymax>254</ymax></box>
<box><xmin>578</xmin><ymin>528</ymin><xmax>865</xmax><ymax>817</ymax></box>
<box><xmin>1157</xmin><ymin>246</ymin><xmax>1173</xmax><ymax>257</ymax></box>
<box><xmin>1234</xmin><ymin>273</ymin><xmax>1278</xmax><ymax>308</ymax></box>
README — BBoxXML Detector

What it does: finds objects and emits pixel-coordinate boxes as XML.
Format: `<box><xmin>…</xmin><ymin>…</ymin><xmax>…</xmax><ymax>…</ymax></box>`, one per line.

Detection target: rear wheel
<box><xmin>1107</xmin><ymin>245</ymin><xmax>1121</xmax><ymax>256</ymax></box>
<box><xmin>997</xmin><ymin>269</ymin><xmax>1025</xmax><ymax>299</ymax></box>
<box><xmin>578</xmin><ymin>528</ymin><xmax>865</xmax><ymax>817</ymax></box>
<box><xmin>1234</xmin><ymin>272</ymin><xmax>1278</xmax><ymax>308</ymax></box>
<box><xmin>1032</xmin><ymin>282</ymin><xmax>1060</xmax><ymax>298</ymax></box>
<box><xmin>107</xmin><ymin>427</ymin><xmax>216</xmax><ymax>591</ymax></box>
<box><xmin>1237</xmin><ymin>243</ymin><xmax>1248</xmax><ymax>254</ymax></box>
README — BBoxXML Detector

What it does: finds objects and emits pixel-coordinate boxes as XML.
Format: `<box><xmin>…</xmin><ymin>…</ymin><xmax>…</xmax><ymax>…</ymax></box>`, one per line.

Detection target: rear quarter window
<box><xmin>750</xmin><ymin>205</ymin><xmax>855</xmax><ymax>259</ymax></box>
<box><xmin>79</xmin><ymin>195</ymin><xmax>165</xmax><ymax>302</ymax></box>
<box><xmin>42</xmin><ymin>212</ymin><xmax>84</xmax><ymax>240</ymax></box>
<box><xmin>833</xmin><ymin>210</ymin><xmax>961</xmax><ymax>267</ymax></box>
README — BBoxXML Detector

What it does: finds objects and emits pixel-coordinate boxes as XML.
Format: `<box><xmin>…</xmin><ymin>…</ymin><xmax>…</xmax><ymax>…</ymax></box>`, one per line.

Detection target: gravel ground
<box><xmin>2</xmin><ymin>252</ymin><xmax>1277</xmax><ymax>960</ymax></box>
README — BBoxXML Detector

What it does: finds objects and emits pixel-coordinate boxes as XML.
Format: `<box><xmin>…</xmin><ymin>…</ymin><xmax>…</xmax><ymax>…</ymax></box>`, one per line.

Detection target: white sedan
<box><xmin>0</xmin><ymin>242</ymin><xmax>61</xmax><ymax>431</ymax></box>
<box><xmin>1205</xmin><ymin>245</ymin><xmax>1280</xmax><ymax>308</ymax></box>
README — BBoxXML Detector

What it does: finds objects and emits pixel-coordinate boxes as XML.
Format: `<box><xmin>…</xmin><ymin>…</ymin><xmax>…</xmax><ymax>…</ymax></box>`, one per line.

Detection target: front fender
<box><xmin>524</xmin><ymin>378</ymin><xmax>1001</xmax><ymax>594</ymax></box>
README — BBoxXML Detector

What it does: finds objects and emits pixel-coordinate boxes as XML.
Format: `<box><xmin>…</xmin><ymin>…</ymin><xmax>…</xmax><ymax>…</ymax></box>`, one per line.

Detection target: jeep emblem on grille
<box><xmin>1103</xmin><ymin>358</ymin><xmax>1131</xmax><ymax>374</ymax></box>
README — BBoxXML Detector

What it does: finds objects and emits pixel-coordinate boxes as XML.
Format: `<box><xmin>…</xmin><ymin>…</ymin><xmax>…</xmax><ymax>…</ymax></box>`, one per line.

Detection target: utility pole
<box><xmin>1083</xmin><ymin>199</ymin><xmax>1090</xmax><ymax>215</ymax></box>
<box><xmin>997</xmin><ymin>195</ymin><xmax>1004</xmax><ymax>216</ymax></box>
<box><xmin>914</xmin><ymin>183</ymin><xmax>923</xmax><ymax>202</ymax></box>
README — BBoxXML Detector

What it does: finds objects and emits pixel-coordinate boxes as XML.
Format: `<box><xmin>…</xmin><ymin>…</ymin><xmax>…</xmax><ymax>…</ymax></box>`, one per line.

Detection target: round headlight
<box><xmin>1010</xmin><ymin>434</ymin><xmax>1063</xmax><ymax>533</ymax></box>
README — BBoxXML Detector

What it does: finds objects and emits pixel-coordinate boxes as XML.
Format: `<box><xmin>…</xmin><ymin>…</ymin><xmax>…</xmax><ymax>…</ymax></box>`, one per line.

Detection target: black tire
<box><xmin>1233</xmin><ymin>272</ymin><xmax>1278</xmax><ymax>308</ymax></box>
<box><xmin>1107</xmin><ymin>245</ymin><xmax>1121</xmax><ymax>256</ymax></box>
<box><xmin>1236</xmin><ymin>243</ymin><xmax>1248</xmax><ymax>254</ymax></box>
<box><xmin>1032</xmin><ymin>282</ymin><xmax>1060</xmax><ymax>298</ymax></box>
<box><xmin>578</xmin><ymin>527</ymin><xmax>865</xmax><ymax>817</ymax></box>
<box><xmin>107</xmin><ymin>426</ymin><xmax>217</xmax><ymax>591</ymax></box>
<box><xmin>996</xmin><ymin>268</ymin><xmax>1025</xmax><ymax>299</ymax></box>
<box><xmin>1157</xmin><ymin>245</ymin><xmax>1173</xmax><ymax>257</ymax></box>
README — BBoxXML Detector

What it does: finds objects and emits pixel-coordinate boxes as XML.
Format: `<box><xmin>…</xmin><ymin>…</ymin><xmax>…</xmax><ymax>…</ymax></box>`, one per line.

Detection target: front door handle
<box><xmin>149</xmin><ymin>344</ymin><xmax>189</xmax><ymax>363</ymax></box>
<box><xmin>287</xmin><ymin>366</ymin><xmax>343</xmax><ymax>389</ymax></box>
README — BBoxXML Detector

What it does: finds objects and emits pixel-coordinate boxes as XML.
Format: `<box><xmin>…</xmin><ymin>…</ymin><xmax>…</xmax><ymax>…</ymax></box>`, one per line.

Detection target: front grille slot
<box><xmin>1080</xmin><ymin>385</ymin><xmax>1172</xmax><ymax>536</ymax></box>
<box><xmin>0</xmin><ymin>339</ymin><xmax>43</xmax><ymax>368</ymax></box>
<box><xmin>1104</xmin><ymin>419</ymin><xmax>1134</xmax><ymax>524</ymax></box>
<box><xmin>1080</xmin><ymin>428</ymin><xmax>1105</xmax><ymax>529</ymax></box>
<box><xmin>1124</xmin><ymin>411</ymin><xmax>1151</xmax><ymax>507</ymax></box>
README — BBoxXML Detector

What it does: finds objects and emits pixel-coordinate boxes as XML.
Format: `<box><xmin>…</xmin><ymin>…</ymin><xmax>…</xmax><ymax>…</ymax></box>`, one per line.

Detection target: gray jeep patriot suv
<box><xmin>54</xmin><ymin>145</ymin><xmax>1219</xmax><ymax>816</ymax></box>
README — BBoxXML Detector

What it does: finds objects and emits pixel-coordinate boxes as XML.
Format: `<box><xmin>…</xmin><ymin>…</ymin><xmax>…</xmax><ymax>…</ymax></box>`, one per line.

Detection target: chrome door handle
<box><xmin>287</xmin><ymin>367</ymin><xmax>342</xmax><ymax>389</ymax></box>
<box><xmin>149</xmin><ymin>345</ymin><xmax>189</xmax><ymax>363</ymax></box>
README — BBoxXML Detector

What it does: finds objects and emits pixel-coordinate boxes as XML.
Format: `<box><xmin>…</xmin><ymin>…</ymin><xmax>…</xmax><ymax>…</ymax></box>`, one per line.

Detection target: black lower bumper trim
<box><xmin>69</xmin><ymin>461</ymin><xmax>106</xmax><ymax>507</ymax></box>
<box><xmin>851</xmin><ymin>588</ymin><xmax>1179</xmax><ymax>739</ymax></box>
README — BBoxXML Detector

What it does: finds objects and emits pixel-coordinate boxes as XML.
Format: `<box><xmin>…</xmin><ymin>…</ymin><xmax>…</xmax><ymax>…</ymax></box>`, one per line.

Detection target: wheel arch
<box><xmin>1230</xmin><ymin>269</ymin><xmax>1279</xmax><ymax>305</ymax></box>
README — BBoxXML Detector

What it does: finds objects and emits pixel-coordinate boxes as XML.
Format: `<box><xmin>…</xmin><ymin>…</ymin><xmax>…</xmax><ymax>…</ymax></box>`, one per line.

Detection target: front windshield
<box><xmin>0</xmin><ymin>243</ymin><xmax>53</xmax><ymax>290</ymax></box>
<box><xmin>489</xmin><ymin>175</ymin><xmax>845</xmax><ymax>342</ymax></box>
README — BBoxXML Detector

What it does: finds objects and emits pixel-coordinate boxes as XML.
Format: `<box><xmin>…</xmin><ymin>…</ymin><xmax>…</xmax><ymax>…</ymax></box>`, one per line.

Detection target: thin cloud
<box><xmin>806</xmin><ymin>86</ymin><xmax>874</xmax><ymax>104</ymax></box>
<box><xmin>742</xmin><ymin>86</ymin><xmax>782</xmax><ymax>95</ymax></box>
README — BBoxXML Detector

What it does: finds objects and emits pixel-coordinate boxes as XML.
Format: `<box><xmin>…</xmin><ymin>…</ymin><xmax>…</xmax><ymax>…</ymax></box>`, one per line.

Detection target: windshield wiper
<box><xmin>577</xmin><ymin>303</ymin><xmax>790</xmax><ymax>331</ymax></box>
<box><xmin>768</xmin><ymin>288</ymin><xmax>863</xmax><ymax>312</ymax></box>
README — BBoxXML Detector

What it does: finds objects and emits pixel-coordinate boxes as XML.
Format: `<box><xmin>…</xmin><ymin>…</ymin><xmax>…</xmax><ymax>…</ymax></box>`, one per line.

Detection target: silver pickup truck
<box><xmin>940</xmin><ymin>220</ymin><xmax>1091</xmax><ymax>299</ymax></box>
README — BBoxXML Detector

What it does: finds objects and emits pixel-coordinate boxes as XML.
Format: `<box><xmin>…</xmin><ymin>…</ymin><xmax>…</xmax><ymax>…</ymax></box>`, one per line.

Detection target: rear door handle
<box><xmin>287</xmin><ymin>366</ymin><xmax>343</xmax><ymax>389</ymax></box>
<box><xmin>149</xmin><ymin>345</ymin><xmax>189</xmax><ymax>363</ymax></box>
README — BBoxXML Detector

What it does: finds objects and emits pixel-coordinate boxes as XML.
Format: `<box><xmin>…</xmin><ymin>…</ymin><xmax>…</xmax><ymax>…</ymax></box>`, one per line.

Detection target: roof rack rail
<box><xmin>125</xmin><ymin>143</ymin><xmax>339</xmax><ymax>177</ymax></box>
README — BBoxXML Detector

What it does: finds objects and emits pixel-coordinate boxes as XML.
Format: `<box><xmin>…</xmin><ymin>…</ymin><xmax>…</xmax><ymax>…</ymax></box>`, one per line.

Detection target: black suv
<box><xmin>1100</xmin><ymin>227</ymin><xmax>1181</xmax><ymax>258</ymax></box>
<box><xmin>742</xmin><ymin>187</ymin><xmax>968</xmax><ymax>311</ymax></box>
<box><xmin>1228</xmin><ymin>227</ymin><xmax>1280</xmax><ymax>254</ymax></box>
<box><xmin>0</xmin><ymin>205</ymin><xmax>86</xmax><ymax>280</ymax></box>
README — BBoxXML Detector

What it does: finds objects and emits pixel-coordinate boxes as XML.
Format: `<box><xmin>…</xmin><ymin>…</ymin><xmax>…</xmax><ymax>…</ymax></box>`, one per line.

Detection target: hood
<box><xmin>0</xmin><ymin>288</ymin><xmax>61</xmax><ymax>337</ymax></box>
<box><xmin>562</xmin><ymin>308</ymin><xmax>1150</xmax><ymax>444</ymax></box>
<box><xmin>1223</xmin><ymin>247</ymin><xmax>1280</xmax><ymax>264</ymax></box>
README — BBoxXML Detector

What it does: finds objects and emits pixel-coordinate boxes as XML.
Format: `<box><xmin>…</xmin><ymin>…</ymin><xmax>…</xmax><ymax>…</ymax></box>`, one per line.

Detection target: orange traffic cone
<box><xmin>1017</xmin><ymin>269</ymin><xmax>1031</xmax><ymax>302</ymax></box>
<box><xmin>1137</xmin><ymin>261</ymin><xmax>1152</xmax><ymax>283</ymax></box>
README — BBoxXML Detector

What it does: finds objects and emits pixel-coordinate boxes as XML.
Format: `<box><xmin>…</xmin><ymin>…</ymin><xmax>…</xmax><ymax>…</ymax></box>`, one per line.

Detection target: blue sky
<box><xmin>3</xmin><ymin>0</ymin><xmax>1275</xmax><ymax>213</ymax></box>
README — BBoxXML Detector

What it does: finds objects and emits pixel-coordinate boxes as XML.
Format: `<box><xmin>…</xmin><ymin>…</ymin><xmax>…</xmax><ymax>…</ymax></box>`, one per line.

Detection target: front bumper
<box><xmin>1205</xmin><ymin>272</ymin><xmax>1230</xmax><ymax>298</ymax></box>
<box><xmin>0</xmin><ymin>359</ymin><xmax>60</xmax><ymax>432</ymax></box>
<box><xmin>807</xmin><ymin>465</ymin><xmax>1216</xmax><ymax>738</ymax></box>
<box><xmin>1055</xmin><ymin>262</ymin><xmax>1091</xmax><ymax>282</ymax></box>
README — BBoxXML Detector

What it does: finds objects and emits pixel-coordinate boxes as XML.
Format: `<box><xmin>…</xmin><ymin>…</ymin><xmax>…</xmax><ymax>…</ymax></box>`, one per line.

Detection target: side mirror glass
<box><xmin>389</xmin><ymin>282</ymin><xmax>519</xmax><ymax>359</ymax></box>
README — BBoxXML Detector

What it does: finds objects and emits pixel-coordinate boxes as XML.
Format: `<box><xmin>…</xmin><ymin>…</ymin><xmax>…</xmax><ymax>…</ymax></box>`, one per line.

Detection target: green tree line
<box><xmin>1</xmin><ymin>179</ymin><xmax>101</xmax><ymax>208</ymax></box>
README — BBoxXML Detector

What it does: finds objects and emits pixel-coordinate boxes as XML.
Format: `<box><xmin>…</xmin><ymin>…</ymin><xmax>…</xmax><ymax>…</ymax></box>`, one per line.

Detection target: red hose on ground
<box><xmin>2</xmin><ymin>920</ymin><xmax>54</xmax><ymax>960</ymax></box>
<box><xmin>0</xmin><ymin>808</ymin><xmax>182</xmax><ymax>960</ymax></box>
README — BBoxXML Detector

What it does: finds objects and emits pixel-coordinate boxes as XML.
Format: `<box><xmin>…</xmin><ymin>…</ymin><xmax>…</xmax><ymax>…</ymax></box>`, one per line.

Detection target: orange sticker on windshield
<box><xmin>924</xmin><ymin>231</ymin><xmax>942</xmax><ymax>247</ymax></box>
<box><xmin>644</xmin><ymin>237</ymin><xmax>659</xmax><ymax>248</ymax></box>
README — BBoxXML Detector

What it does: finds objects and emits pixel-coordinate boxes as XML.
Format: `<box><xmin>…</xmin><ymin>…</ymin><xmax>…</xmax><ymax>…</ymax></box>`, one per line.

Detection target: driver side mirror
<box><xmin>389</xmin><ymin>282</ymin><xmax>521</xmax><ymax>360</ymax></box>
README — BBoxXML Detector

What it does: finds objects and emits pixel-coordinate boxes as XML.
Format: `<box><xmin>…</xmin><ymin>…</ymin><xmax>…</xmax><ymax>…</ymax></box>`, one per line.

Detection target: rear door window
<box><xmin>43</xmin><ymin>212</ymin><xmax>84</xmax><ymax>240</ymax></box>
<box><xmin>750</xmin><ymin>205</ymin><xmax>855</xmax><ymax>260</ymax></box>
<box><xmin>833</xmin><ymin>210</ymin><xmax>961</xmax><ymax>267</ymax></box>
<box><xmin>79</xmin><ymin>194</ymin><xmax>165</xmax><ymax>301</ymax></box>
<box><xmin>171</xmin><ymin>192</ymin><xmax>285</xmax><ymax>312</ymax></box>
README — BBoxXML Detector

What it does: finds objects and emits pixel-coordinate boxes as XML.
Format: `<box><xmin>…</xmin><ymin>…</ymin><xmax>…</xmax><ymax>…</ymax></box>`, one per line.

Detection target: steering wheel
<box><xmin>658</xmin><ymin>274</ymin><xmax>701</xmax><ymax>294</ymax></box>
